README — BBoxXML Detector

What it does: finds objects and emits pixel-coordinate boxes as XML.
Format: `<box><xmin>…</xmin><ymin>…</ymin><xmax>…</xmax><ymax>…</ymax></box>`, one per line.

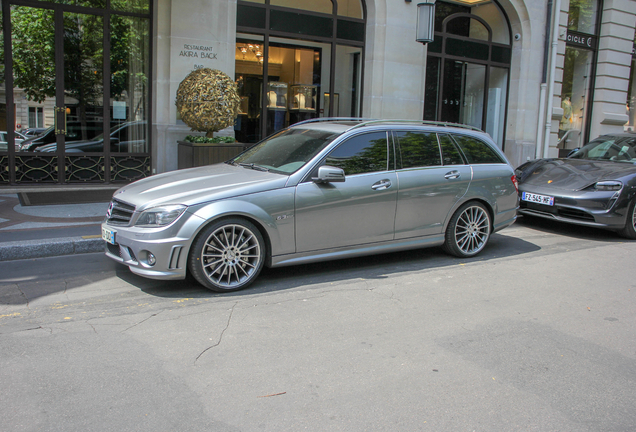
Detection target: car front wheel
<box><xmin>618</xmin><ymin>199</ymin><xmax>636</xmax><ymax>239</ymax></box>
<box><xmin>189</xmin><ymin>218</ymin><xmax>266</xmax><ymax>292</ymax></box>
<box><xmin>442</xmin><ymin>202</ymin><xmax>491</xmax><ymax>258</ymax></box>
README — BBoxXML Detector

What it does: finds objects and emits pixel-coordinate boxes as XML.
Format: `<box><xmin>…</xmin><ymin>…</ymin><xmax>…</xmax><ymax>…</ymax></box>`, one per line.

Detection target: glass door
<box><xmin>3</xmin><ymin>1</ymin><xmax>151</xmax><ymax>185</ymax></box>
<box><xmin>10</xmin><ymin>5</ymin><xmax>105</xmax><ymax>182</ymax></box>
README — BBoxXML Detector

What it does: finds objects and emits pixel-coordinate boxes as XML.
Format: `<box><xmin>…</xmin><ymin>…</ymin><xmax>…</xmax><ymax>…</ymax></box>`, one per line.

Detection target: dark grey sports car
<box><xmin>516</xmin><ymin>133</ymin><xmax>636</xmax><ymax>238</ymax></box>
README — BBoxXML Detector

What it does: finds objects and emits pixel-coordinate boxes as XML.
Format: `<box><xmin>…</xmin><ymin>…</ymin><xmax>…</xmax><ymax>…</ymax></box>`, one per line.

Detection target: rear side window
<box><xmin>439</xmin><ymin>134</ymin><xmax>465</xmax><ymax>165</ymax></box>
<box><xmin>395</xmin><ymin>131</ymin><xmax>441</xmax><ymax>168</ymax></box>
<box><xmin>452</xmin><ymin>134</ymin><xmax>504</xmax><ymax>164</ymax></box>
<box><xmin>325</xmin><ymin>132</ymin><xmax>388</xmax><ymax>175</ymax></box>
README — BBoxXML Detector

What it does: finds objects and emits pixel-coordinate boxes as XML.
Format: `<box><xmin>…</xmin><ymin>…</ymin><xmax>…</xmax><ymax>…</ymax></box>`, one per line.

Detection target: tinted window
<box><xmin>325</xmin><ymin>132</ymin><xmax>388</xmax><ymax>175</ymax></box>
<box><xmin>395</xmin><ymin>131</ymin><xmax>441</xmax><ymax>168</ymax></box>
<box><xmin>439</xmin><ymin>134</ymin><xmax>465</xmax><ymax>165</ymax></box>
<box><xmin>452</xmin><ymin>135</ymin><xmax>504</xmax><ymax>164</ymax></box>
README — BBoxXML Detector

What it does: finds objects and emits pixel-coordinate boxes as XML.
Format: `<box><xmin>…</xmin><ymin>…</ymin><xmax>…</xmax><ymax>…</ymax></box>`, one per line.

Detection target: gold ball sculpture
<box><xmin>176</xmin><ymin>68</ymin><xmax>240</xmax><ymax>138</ymax></box>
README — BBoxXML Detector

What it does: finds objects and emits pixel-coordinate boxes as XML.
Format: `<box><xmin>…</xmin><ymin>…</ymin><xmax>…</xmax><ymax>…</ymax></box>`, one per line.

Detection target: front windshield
<box><xmin>231</xmin><ymin>128</ymin><xmax>339</xmax><ymax>174</ymax></box>
<box><xmin>569</xmin><ymin>136</ymin><xmax>636</xmax><ymax>162</ymax></box>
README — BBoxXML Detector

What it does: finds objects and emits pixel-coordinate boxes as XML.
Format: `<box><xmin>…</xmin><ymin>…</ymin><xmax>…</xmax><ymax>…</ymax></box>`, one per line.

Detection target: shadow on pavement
<box><xmin>0</xmin><ymin>231</ymin><xmax>541</xmax><ymax>306</ymax></box>
<box><xmin>135</xmin><ymin>231</ymin><xmax>542</xmax><ymax>299</ymax></box>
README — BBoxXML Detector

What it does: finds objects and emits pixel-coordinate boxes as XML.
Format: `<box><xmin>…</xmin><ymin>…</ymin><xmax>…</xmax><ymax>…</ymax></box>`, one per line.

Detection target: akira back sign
<box><xmin>566</xmin><ymin>31</ymin><xmax>597</xmax><ymax>50</ymax></box>
<box><xmin>179</xmin><ymin>44</ymin><xmax>218</xmax><ymax>59</ymax></box>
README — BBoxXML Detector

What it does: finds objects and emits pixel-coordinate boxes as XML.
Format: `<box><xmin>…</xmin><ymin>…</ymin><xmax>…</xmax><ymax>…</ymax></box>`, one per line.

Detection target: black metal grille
<box><xmin>106</xmin><ymin>199</ymin><xmax>136</xmax><ymax>226</ymax></box>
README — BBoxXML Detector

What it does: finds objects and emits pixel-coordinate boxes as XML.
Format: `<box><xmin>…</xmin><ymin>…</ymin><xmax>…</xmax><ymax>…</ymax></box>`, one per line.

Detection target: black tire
<box><xmin>189</xmin><ymin>218</ymin><xmax>266</xmax><ymax>292</ymax></box>
<box><xmin>442</xmin><ymin>201</ymin><xmax>491</xmax><ymax>258</ymax></box>
<box><xmin>618</xmin><ymin>199</ymin><xmax>636</xmax><ymax>239</ymax></box>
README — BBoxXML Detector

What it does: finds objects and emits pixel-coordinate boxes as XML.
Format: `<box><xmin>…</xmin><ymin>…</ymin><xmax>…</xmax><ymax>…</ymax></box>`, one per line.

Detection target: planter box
<box><xmin>177</xmin><ymin>141</ymin><xmax>248</xmax><ymax>169</ymax></box>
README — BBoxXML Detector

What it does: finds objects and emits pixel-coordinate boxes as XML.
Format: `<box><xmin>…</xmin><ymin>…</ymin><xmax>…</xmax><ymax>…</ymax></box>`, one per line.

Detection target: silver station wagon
<box><xmin>102</xmin><ymin>119</ymin><xmax>519</xmax><ymax>292</ymax></box>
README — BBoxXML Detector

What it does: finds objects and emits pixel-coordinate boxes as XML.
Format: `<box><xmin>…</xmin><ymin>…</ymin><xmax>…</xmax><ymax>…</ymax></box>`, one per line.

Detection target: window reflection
<box><xmin>110</xmin><ymin>15</ymin><xmax>150</xmax><ymax>153</ymax></box>
<box><xmin>326</xmin><ymin>132</ymin><xmax>388</xmax><ymax>175</ymax></box>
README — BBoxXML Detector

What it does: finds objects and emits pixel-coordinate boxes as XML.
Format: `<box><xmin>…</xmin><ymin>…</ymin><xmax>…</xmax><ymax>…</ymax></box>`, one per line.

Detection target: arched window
<box><xmin>235</xmin><ymin>0</ymin><xmax>366</xmax><ymax>142</ymax></box>
<box><xmin>425</xmin><ymin>1</ymin><xmax>512</xmax><ymax>149</ymax></box>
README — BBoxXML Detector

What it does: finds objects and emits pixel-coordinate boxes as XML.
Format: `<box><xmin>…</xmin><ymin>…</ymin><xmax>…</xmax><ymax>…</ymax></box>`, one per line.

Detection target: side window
<box><xmin>395</xmin><ymin>131</ymin><xmax>441</xmax><ymax>168</ymax></box>
<box><xmin>452</xmin><ymin>134</ymin><xmax>505</xmax><ymax>164</ymax></box>
<box><xmin>325</xmin><ymin>132</ymin><xmax>388</xmax><ymax>176</ymax></box>
<box><xmin>438</xmin><ymin>134</ymin><xmax>465</xmax><ymax>165</ymax></box>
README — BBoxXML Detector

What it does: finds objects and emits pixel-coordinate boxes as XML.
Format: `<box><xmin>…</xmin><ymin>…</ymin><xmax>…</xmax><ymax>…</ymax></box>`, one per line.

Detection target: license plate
<box><xmin>102</xmin><ymin>227</ymin><xmax>117</xmax><ymax>245</ymax></box>
<box><xmin>522</xmin><ymin>192</ymin><xmax>554</xmax><ymax>206</ymax></box>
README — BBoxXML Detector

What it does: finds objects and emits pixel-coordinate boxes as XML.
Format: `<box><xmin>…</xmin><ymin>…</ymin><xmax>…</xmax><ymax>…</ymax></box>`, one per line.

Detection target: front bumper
<box><xmin>518</xmin><ymin>188</ymin><xmax>629</xmax><ymax>230</ymax></box>
<box><xmin>102</xmin><ymin>221</ymin><xmax>198</xmax><ymax>280</ymax></box>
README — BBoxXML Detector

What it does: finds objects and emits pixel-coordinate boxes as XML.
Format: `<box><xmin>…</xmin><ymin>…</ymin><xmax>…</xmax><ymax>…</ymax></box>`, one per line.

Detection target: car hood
<box><xmin>518</xmin><ymin>158</ymin><xmax>636</xmax><ymax>191</ymax></box>
<box><xmin>112</xmin><ymin>163</ymin><xmax>289</xmax><ymax>210</ymax></box>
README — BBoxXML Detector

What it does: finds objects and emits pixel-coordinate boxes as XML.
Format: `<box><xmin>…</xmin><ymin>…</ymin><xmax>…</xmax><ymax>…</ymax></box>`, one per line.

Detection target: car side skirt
<box><xmin>269</xmin><ymin>235</ymin><xmax>446</xmax><ymax>268</ymax></box>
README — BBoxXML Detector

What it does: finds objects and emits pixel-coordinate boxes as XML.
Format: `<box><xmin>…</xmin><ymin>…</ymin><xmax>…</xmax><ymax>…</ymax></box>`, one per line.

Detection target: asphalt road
<box><xmin>1</xmin><ymin>217</ymin><xmax>635</xmax><ymax>431</ymax></box>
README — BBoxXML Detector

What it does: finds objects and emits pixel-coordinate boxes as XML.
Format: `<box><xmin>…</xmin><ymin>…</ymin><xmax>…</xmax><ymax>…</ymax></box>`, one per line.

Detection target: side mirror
<box><xmin>566</xmin><ymin>148</ymin><xmax>580</xmax><ymax>158</ymax></box>
<box><xmin>312</xmin><ymin>165</ymin><xmax>345</xmax><ymax>183</ymax></box>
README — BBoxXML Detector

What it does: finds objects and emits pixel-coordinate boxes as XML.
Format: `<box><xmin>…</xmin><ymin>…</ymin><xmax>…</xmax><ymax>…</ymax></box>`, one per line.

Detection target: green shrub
<box><xmin>184</xmin><ymin>135</ymin><xmax>236</xmax><ymax>144</ymax></box>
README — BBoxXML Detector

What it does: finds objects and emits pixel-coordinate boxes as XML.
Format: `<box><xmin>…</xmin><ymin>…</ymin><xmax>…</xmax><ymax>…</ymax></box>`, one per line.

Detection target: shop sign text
<box><xmin>179</xmin><ymin>44</ymin><xmax>218</xmax><ymax>60</ymax></box>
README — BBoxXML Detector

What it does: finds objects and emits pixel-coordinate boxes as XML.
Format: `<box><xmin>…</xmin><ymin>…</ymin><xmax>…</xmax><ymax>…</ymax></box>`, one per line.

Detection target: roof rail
<box><xmin>291</xmin><ymin>117</ymin><xmax>375</xmax><ymax>127</ymax></box>
<box><xmin>346</xmin><ymin>119</ymin><xmax>484</xmax><ymax>132</ymax></box>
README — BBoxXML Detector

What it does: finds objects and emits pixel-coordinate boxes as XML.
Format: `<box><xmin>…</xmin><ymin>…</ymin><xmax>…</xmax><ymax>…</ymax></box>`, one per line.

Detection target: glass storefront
<box><xmin>424</xmin><ymin>1</ymin><xmax>511</xmax><ymax>149</ymax></box>
<box><xmin>559</xmin><ymin>0</ymin><xmax>600</xmax><ymax>152</ymax></box>
<box><xmin>0</xmin><ymin>0</ymin><xmax>152</xmax><ymax>185</ymax></box>
<box><xmin>235</xmin><ymin>0</ymin><xmax>364</xmax><ymax>143</ymax></box>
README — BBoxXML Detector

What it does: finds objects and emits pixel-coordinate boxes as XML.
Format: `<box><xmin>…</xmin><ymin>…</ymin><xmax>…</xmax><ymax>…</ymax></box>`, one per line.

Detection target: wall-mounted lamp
<box><xmin>416</xmin><ymin>0</ymin><xmax>436</xmax><ymax>45</ymax></box>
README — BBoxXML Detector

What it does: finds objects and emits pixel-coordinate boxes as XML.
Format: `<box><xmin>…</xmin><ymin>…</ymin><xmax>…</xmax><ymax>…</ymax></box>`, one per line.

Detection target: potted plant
<box><xmin>176</xmin><ymin>68</ymin><xmax>244</xmax><ymax>168</ymax></box>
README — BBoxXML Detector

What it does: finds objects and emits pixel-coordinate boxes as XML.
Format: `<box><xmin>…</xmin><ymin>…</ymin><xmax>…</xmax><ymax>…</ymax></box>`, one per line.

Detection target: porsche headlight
<box><xmin>593</xmin><ymin>181</ymin><xmax>622</xmax><ymax>191</ymax></box>
<box><xmin>135</xmin><ymin>205</ymin><xmax>187</xmax><ymax>227</ymax></box>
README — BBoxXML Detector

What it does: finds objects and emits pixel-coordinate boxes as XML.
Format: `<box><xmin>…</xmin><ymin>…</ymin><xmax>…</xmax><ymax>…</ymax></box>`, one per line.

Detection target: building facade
<box><xmin>1</xmin><ymin>0</ymin><xmax>635</xmax><ymax>186</ymax></box>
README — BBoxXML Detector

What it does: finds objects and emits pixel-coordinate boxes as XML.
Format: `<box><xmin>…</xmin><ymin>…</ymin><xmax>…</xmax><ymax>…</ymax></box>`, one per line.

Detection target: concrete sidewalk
<box><xmin>0</xmin><ymin>194</ymin><xmax>109</xmax><ymax>261</ymax></box>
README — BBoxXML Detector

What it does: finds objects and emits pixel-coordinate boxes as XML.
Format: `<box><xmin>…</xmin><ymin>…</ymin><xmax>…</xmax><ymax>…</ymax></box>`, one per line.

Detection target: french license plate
<box><xmin>522</xmin><ymin>192</ymin><xmax>554</xmax><ymax>206</ymax></box>
<box><xmin>102</xmin><ymin>227</ymin><xmax>117</xmax><ymax>245</ymax></box>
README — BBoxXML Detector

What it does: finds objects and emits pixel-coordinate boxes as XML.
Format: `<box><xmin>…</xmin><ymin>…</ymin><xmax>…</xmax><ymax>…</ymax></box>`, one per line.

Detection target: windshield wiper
<box><xmin>239</xmin><ymin>162</ymin><xmax>269</xmax><ymax>172</ymax></box>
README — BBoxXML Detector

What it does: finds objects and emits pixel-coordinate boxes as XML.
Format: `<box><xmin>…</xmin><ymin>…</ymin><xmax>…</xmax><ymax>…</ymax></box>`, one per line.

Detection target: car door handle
<box><xmin>372</xmin><ymin>179</ymin><xmax>392</xmax><ymax>190</ymax></box>
<box><xmin>444</xmin><ymin>170</ymin><xmax>461</xmax><ymax>180</ymax></box>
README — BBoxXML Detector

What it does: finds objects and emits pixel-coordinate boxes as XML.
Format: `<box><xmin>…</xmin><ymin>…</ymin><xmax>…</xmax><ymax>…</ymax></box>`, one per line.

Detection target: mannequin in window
<box><xmin>268</xmin><ymin>90</ymin><xmax>286</xmax><ymax>108</ymax></box>
<box><xmin>559</xmin><ymin>96</ymin><xmax>572</xmax><ymax>139</ymax></box>
<box><xmin>294</xmin><ymin>93</ymin><xmax>306</xmax><ymax>110</ymax></box>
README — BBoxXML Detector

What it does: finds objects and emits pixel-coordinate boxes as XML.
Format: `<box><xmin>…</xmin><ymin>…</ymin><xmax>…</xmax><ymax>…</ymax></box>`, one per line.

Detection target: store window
<box><xmin>425</xmin><ymin>1</ymin><xmax>511</xmax><ymax>149</ymax></box>
<box><xmin>236</xmin><ymin>0</ymin><xmax>364</xmax><ymax>143</ymax></box>
<box><xmin>559</xmin><ymin>0</ymin><xmax>600</xmax><ymax>152</ymax></box>
<box><xmin>0</xmin><ymin>1</ymin><xmax>152</xmax><ymax>185</ymax></box>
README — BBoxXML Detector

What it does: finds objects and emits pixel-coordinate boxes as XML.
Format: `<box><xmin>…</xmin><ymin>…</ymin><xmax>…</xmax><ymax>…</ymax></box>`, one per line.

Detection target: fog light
<box><xmin>147</xmin><ymin>252</ymin><xmax>156</xmax><ymax>266</ymax></box>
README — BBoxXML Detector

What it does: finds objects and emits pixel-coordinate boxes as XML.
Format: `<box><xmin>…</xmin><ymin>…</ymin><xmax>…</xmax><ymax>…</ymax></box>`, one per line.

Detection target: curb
<box><xmin>0</xmin><ymin>236</ymin><xmax>105</xmax><ymax>261</ymax></box>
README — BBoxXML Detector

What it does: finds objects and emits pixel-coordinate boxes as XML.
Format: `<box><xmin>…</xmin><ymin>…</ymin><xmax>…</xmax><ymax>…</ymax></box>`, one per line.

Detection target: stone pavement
<box><xmin>0</xmin><ymin>194</ymin><xmax>109</xmax><ymax>261</ymax></box>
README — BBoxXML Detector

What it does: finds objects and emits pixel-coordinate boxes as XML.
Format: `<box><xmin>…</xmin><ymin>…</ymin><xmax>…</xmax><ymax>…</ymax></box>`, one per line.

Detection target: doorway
<box><xmin>1</xmin><ymin>1</ymin><xmax>151</xmax><ymax>185</ymax></box>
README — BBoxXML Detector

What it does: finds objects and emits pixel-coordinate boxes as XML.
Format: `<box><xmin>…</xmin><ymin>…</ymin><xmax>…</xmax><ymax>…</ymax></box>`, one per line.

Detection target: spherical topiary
<box><xmin>176</xmin><ymin>68</ymin><xmax>240</xmax><ymax>138</ymax></box>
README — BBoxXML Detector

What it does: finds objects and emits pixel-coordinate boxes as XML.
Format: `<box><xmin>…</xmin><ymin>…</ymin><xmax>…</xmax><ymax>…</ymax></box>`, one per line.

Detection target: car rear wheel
<box><xmin>618</xmin><ymin>199</ymin><xmax>636</xmax><ymax>239</ymax></box>
<box><xmin>442</xmin><ymin>202</ymin><xmax>491</xmax><ymax>258</ymax></box>
<box><xmin>189</xmin><ymin>218</ymin><xmax>265</xmax><ymax>292</ymax></box>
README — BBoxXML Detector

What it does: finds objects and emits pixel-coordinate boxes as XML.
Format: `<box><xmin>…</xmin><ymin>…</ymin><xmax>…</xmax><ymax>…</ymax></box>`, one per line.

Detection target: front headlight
<box><xmin>135</xmin><ymin>205</ymin><xmax>187</xmax><ymax>227</ymax></box>
<box><xmin>593</xmin><ymin>181</ymin><xmax>622</xmax><ymax>191</ymax></box>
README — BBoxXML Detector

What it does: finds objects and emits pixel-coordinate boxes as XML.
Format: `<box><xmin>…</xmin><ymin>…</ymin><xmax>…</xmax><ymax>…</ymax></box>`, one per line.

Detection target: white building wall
<box><xmin>363</xmin><ymin>1</ymin><xmax>427</xmax><ymax>120</ymax></box>
<box><xmin>153</xmin><ymin>0</ymin><xmax>237</xmax><ymax>174</ymax></box>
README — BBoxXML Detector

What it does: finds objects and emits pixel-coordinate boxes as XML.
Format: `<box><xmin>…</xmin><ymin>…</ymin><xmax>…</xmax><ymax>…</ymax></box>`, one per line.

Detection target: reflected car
<box><xmin>102</xmin><ymin>119</ymin><xmax>519</xmax><ymax>292</ymax></box>
<box><xmin>0</xmin><ymin>131</ymin><xmax>27</xmax><ymax>152</ymax></box>
<box><xmin>516</xmin><ymin>132</ymin><xmax>636</xmax><ymax>238</ymax></box>
<box><xmin>20</xmin><ymin>127</ymin><xmax>48</xmax><ymax>138</ymax></box>
<box><xmin>35</xmin><ymin>121</ymin><xmax>147</xmax><ymax>153</ymax></box>
<box><xmin>19</xmin><ymin>121</ymin><xmax>109</xmax><ymax>151</ymax></box>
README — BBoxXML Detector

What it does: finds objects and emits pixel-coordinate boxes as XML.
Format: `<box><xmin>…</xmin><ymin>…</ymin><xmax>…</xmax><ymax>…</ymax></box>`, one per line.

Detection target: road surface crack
<box><xmin>122</xmin><ymin>311</ymin><xmax>163</xmax><ymax>332</ymax></box>
<box><xmin>195</xmin><ymin>301</ymin><xmax>238</xmax><ymax>364</ymax></box>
